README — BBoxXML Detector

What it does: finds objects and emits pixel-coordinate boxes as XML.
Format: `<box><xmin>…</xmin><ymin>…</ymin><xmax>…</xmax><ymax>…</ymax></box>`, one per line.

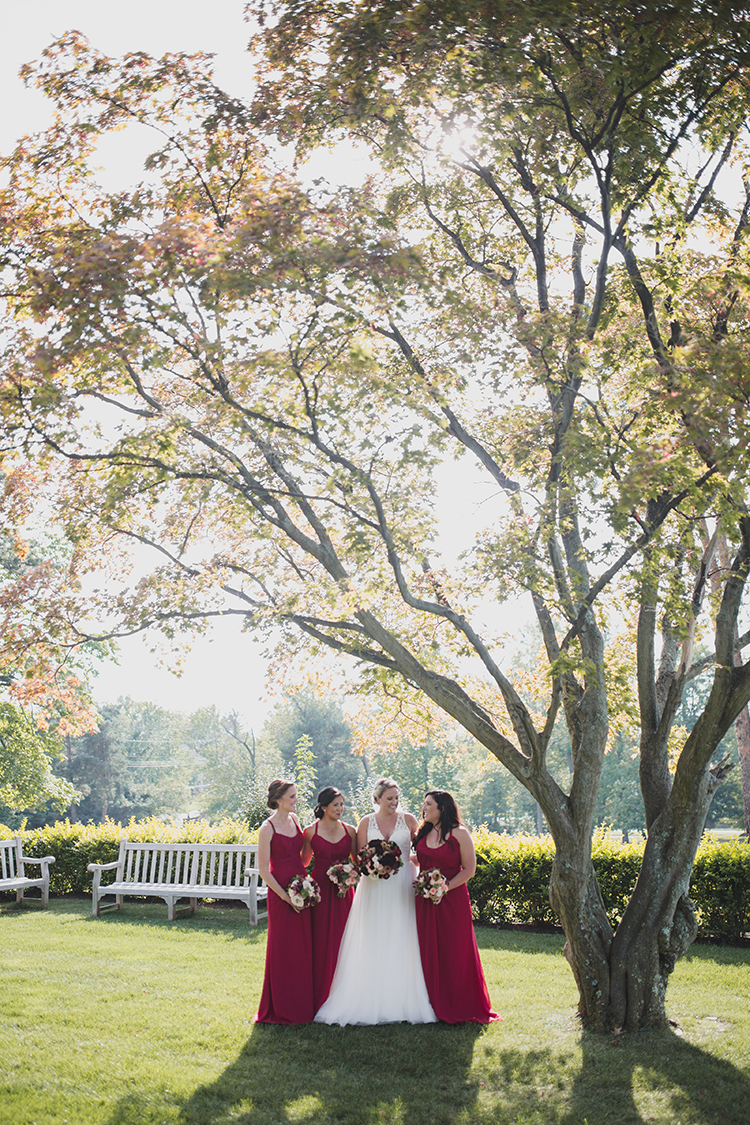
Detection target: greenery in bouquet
<box><xmin>357</xmin><ymin>839</ymin><xmax>403</xmax><ymax>880</ymax></box>
<box><xmin>326</xmin><ymin>859</ymin><xmax>361</xmax><ymax>897</ymax></box>
<box><xmin>413</xmin><ymin>867</ymin><xmax>450</xmax><ymax>904</ymax></box>
<box><xmin>287</xmin><ymin>873</ymin><xmax>321</xmax><ymax>909</ymax></box>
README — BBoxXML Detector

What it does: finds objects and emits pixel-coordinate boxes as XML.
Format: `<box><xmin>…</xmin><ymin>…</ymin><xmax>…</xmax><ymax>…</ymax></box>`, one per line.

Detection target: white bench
<box><xmin>88</xmin><ymin>839</ymin><xmax>268</xmax><ymax>923</ymax></box>
<box><xmin>0</xmin><ymin>837</ymin><xmax>55</xmax><ymax>908</ymax></box>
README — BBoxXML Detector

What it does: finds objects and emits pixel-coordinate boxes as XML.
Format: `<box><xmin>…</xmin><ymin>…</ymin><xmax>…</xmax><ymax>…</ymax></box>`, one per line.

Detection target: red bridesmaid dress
<box><xmin>415</xmin><ymin>835</ymin><xmax>498</xmax><ymax>1023</ymax></box>
<box><xmin>309</xmin><ymin>821</ymin><xmax>355</xmax><ymax>1010</ymax></box>
<box><xmin>255</xmin><ymin>822</ymin><xmax>314</xmax><ymax>1023</ymax></box>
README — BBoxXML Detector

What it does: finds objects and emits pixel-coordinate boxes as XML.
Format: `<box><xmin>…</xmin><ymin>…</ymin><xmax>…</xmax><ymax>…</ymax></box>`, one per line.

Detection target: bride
<box><xmin>314</xmin><ymin>777</ymin><xmax>436</xmax><ymax>1025</ymax></box>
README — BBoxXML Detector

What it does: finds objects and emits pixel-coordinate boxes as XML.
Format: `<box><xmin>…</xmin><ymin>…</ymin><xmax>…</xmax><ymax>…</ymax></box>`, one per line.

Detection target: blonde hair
<box><xmin>372</xmin><ymin>777</ymin><xmax>398</xmax><ymax>803</ymax></box>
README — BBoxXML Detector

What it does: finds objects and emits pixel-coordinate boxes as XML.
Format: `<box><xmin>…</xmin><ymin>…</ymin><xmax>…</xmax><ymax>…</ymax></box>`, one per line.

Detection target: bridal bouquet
<box><xmin>357</xmin><ymin>839</ymin><xmax>403</xmax><ymax>880</ymax></box>
<box><xmin>413</xmin><ymin>868</ymin><xmax>450</xmax><ymax>904</ymax></box>
<box><xmin>326</xmin><ymin>860</ymin><xmax>361</xmax><ymax>897</ymax></box>
<box><xmin>287</xmin><ymin>874</ymin><xmax>321</xmax><ymax>909</ymax></box>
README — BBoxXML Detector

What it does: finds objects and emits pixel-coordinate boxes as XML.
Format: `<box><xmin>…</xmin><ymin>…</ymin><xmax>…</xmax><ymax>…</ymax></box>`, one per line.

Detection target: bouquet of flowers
<box><xmin>287</xmin><ymin>873</ymin><xmax>321</xmax><ymax>909</ymax></box>
<box><xmin>413</xmin><ymin>868</ymin><xmax>450</xmax><ymax>904</ymax></box>
<box><xmin>326</xmin><ymin>860</ymin><xmax>361</xmax><ymax>897</ymax></box>
<box><xmin>357</xmin><ymin>839</ymin><xmax>403</xmax><ymax>880</ymax></box>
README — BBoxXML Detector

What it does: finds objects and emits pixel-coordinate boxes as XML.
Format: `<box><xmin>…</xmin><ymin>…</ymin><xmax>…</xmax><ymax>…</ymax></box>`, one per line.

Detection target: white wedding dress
<box><xmin>314</xmin><ymin>809</ymin><xmax>437</xmax><ymax>1025</ymax></box>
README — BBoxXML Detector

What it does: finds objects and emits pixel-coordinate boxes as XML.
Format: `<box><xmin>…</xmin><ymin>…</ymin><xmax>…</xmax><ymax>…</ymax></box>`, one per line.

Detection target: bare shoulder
<box><xmin>357</xmin><ymin>814</ymin><xmax>371</xmax><ymax>830</ymax></box>
<box><xmin>258</xmin><ymin>818</ymin><xmax>273</xmax><ymax>839</ymax></box>
<box><xmin>302</xmin><ymin>823</ymin><xmax>315</xmax><ymax>840</ymax></box>
<box><xmin>404</xmin><ymin>811</ymin><xmax>419</xmax><ymax>831</ymax></box>
<box><xmin>454</xmin><ymin>824</ymin><xmax>473</xmax><ymax>844</ymax></box>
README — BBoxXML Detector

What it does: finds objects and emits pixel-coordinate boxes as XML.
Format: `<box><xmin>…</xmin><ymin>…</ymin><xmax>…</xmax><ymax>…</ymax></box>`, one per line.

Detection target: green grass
<box><xmin>1</xmin><ymin>896</ymin><xmax>749</xmax><ymax>1125</ymax></box>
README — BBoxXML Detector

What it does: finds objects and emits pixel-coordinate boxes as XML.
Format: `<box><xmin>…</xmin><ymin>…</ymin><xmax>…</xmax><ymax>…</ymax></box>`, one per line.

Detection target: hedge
<box><xmin>2</xmin><ymin>819</ymin><xmax>748</xmax><ymax>941</ymax></box>
<box><xmin>0</xmin><ymin>817</ymin><xmax>257</xmax><ymax>897</ymax></box>
<box><xmin>470</xmin><ymin>829</ymin><xmax>750</xmax><ymax>941</ymax></box>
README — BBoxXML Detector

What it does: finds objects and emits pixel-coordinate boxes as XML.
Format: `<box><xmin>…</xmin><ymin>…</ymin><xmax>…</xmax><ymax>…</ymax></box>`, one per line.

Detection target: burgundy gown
<box><xmin>415</xmin><ymin>835</ymin><xmax>498</xmax><ymax>1024</ymax></box>
<box><xmin>309</xmin><ymin>821</ymin><xmax>355</xmax><ymax>1010</ymax></box>
<box><xmin>255</xmin><ymin>821</ymin><xmax>314</xmax><ymax>1024</ymax></box>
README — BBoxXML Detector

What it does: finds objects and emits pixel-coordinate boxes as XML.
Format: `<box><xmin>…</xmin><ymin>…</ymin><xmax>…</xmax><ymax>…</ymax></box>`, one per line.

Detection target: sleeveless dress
<box><xmin>415</xmin><ymin>835</ymin><xmax>498</xmax><ymax>1023</ymax></box>
<box><xmin>255</xmin><ymin>821</ymin><xmax>314</xmax><ymax>1024</ymax></box>
<box><xmin>308</xmin><ymin>820</ymin><xmax>355</xmax><ymax>1009</ymax></box>
<box><xmin>314</xmin><ymin>810</ymin><xmax>436</xmax><ymax>1025</ymax></box>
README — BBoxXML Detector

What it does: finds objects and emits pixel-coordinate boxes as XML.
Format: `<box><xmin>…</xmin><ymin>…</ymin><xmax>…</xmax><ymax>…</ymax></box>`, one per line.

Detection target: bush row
<box><xmin>470</xmin><ymin>828</ymin><xmax>750</xmax><ymax>941</ymax></box>
<box><xmin>1</xmin><ymin>817</ymin><xmax>256</xmax><ymax>897</ymax></box>
<box><xmin>3</xmin><ymin>819</ymin><xmax>749</xmax><ymax>941</ymax></box>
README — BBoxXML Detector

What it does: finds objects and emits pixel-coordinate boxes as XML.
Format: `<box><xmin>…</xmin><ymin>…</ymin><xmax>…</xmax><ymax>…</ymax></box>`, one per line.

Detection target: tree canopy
<box><xmin>2</xmin><ymin>0</ymin><xmax>750</xmax><ymax>1029</ymax></box>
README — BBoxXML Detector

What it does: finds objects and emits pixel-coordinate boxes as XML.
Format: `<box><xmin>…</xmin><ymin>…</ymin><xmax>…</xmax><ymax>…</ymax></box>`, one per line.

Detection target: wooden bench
<box><xmin>87</xmin><ymin>839</ymin><xmax>268</xmax><ymax>923</ymax></box>
<box><xmin>0</xmin><ymin>837</ymin><xmax>55</xmax><ymax>908</ymax></box>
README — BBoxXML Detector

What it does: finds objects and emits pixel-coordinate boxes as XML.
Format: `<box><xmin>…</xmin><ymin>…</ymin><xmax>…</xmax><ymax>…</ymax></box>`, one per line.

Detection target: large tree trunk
<box><xmin>549</xmin><ymin>843</ymin><xmax>613</xmax><ymax>1030</ymax></box>
<box><xmin>549</xmin><ymin>804</ymin><xmax>703</xmax><ymax>1032</ymax></box>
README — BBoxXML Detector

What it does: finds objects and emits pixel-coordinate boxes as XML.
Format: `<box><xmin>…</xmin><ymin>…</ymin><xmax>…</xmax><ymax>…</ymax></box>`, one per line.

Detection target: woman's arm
<box><xmin>257</xmin><ymin>821</ymin><xmax>299</xmax><ymax>909</ymax></box>
<box><xmin>446</xmin><ymin>825</ymin><xmax>477</xmax><ymax>892</ymax></box>
<box><xmin>356</xmin><ymin>815</ymin><xmax>370</xmax><ymax>851</ymax></box>
<box><xmin>345</xmin><ymin>822</ymin><xmax>357</xmax><ymax>858</ymax></box>
<box><xmin>404</xmin><ymin>812</ymin><xmax>420</xmax><ymax>866</ymax></box>
<box><xmin>301</xmin><ymin>824</ymin><xmax>315</xmax><ymax>867</ymax></box>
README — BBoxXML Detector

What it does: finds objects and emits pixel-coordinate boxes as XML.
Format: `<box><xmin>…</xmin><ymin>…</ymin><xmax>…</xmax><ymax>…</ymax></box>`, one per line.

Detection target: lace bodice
<box><xmin>367</xmin><ymin>809</ymin><xmax>412</xmax><ymax>859</ymax></box>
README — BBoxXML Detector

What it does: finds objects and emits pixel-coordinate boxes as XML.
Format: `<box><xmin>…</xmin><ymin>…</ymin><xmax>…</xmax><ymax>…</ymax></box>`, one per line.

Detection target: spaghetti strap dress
<box><xmin>255</xmin><ymin>820</ymin><xmax>314</xmax><ymax>1024</ymax></box>
<box><xmin>309</xmin><ymin>820</ymin><xmax>355</xmax><ymax>1009</ymax></box>
<box><xmin>415</xmin><ymin>835</ymin><xmax>498</xmax><ymax>1023</ymax></box>
<box><xmin>314</xmin><ymin>810</ymin><xmax>436</xmax><ymax>1025</ymax></box>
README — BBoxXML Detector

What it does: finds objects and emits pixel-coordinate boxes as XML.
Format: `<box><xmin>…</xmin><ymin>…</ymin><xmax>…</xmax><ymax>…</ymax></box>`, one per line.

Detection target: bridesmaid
<box><xmin>414</xmin><ymin>790</ymin><xmax>498</xmax><ymax>1023</ymax></box>
<box><xmin>255</xmin><ymin>779</ymin><xmax>314</xmax><ymax>1023</ymax></box>
<box><xmin>302</xmin><ymin>786</ymin><xmax>357</xmax><ymax>1009</ymax></box>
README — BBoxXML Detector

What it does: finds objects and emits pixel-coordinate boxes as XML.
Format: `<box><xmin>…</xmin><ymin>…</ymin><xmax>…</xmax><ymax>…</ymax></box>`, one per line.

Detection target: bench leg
<box><xmin>41</xmin><ymin>883</ymin><xmax>49</xmax><ymax>909</ymax></box>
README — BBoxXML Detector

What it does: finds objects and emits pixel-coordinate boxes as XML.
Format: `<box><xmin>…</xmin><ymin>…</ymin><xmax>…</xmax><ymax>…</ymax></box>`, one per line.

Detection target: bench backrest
<box><xmin>117</xmin><ymin>841</ymin><xmax>259</xmax><ymax>887</ymax></box>
<box><xmin>0</xmin><ymin>837</ymin><xmax>23</xmax><ymax>881</ymax></box>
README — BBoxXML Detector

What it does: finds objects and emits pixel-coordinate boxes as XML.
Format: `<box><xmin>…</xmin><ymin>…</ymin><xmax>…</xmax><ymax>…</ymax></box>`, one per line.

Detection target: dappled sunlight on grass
<box><xmin>2</xmin><ymin>898</ymin><xmax>749</xmax><ymax>1124</ymax></box>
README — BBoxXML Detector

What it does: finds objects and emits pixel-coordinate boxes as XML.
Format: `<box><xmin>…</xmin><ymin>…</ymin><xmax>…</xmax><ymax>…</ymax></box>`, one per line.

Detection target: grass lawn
<box><xmin>1</xmin><ymin>896</ymin><xmax>749</xmax><ymax>1125</ymax></box>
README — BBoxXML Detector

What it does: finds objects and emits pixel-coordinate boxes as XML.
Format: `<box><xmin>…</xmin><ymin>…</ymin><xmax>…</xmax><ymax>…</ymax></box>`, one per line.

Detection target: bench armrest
<box><xmin>20</xmin><ymin>854</ymin><xmax>56</xmax><ymax>867</ymax></box>
<box><xmin>87</xmin><ymin>860</ymin><xmax>121</xmax><ymax>872</ymax></box>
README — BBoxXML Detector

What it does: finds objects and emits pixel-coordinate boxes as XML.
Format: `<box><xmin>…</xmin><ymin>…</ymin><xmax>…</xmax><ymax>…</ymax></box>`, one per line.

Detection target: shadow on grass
<box><xmin>98</xmin><ymin>1023</ymin><xmax>750</xmax><ymax>1125</ymax></box>
<box><xmin>107</xmin><ymin>1022</ymin><xmax>486</xmax><ymax>1125</ymax></box>
<box><xmin>562</xmin><ymin>1026</ymin><xmax>750</xmax><ymax>1125</ymax></box>
<box><xmin>2</xmin><ymin>894</ymin><xmax>270</xmax><ymax>940</ymax></box>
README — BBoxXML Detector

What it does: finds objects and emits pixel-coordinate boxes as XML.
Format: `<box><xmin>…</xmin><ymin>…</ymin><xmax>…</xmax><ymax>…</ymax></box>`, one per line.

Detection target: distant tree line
<box><xmin>2</xmin><ymin>683</ymin><xmax>743</xmax><ymax>836</ymax></box>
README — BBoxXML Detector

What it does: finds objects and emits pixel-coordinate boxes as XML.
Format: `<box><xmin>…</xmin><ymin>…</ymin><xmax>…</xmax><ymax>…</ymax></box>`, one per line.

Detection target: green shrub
<box><xmin>471</xmin><ymin>828</ymin><xmax>750</xmax><ymax>941</ymax></box>
<box><xmin>692</xmin><ymin>835</ymin><xmax>750</xmax><ymax>941</ymax></box>
<box><xmin>5</xmin><ymin>818</ymin><xmax>749</xmax><ymax>940</ymax></box>
<box><xmin>2</xmin><ymin>817</ymin><xmax>257</xmax><ymax>896</ymax></box>
<box><xmin>471</xmin><ymin>830</ymin><xmax>557</xmax><ymax>926</ymax></box>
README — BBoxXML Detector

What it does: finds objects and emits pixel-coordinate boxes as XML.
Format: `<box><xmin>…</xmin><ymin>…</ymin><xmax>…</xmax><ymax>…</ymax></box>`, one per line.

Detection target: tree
<box><xmin>3</xmin><ymin>3</ymin><xmax>750</xmax><ymax>1029</ymax></box>
<box><xmin>0</xmin><ymin>491</ymin><xmax>100</xmax><ymax>814</ymax></box>
<box><xmin>0</xmin><ymin>701</ymin><xmax>77</xmax><ymax>815</ymax></box>
<box><xmin>62</xmin><ymin>698</ymin><xmax>194</xmax><ymax>822</ymax></box>
<box><xmin>259</xmin><ymin>690</ymin><xmax>366</xmax><ymax>802</ymax></box>
<box><xmin>182</xmin><ymin>705</ymin><xmax>259</xmax><ymax>819</ymax></box>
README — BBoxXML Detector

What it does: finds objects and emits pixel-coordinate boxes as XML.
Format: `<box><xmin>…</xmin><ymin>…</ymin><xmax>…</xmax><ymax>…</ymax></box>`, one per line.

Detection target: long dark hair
<box><xmin>415</xmin><ymin>790</ymin><xmax>461</xmax><ymax>846</ymax></box>
<box><xmin>314</xmin><ymin>786</ymin><xmax>344</xmax><ymax>819</ymax></box>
